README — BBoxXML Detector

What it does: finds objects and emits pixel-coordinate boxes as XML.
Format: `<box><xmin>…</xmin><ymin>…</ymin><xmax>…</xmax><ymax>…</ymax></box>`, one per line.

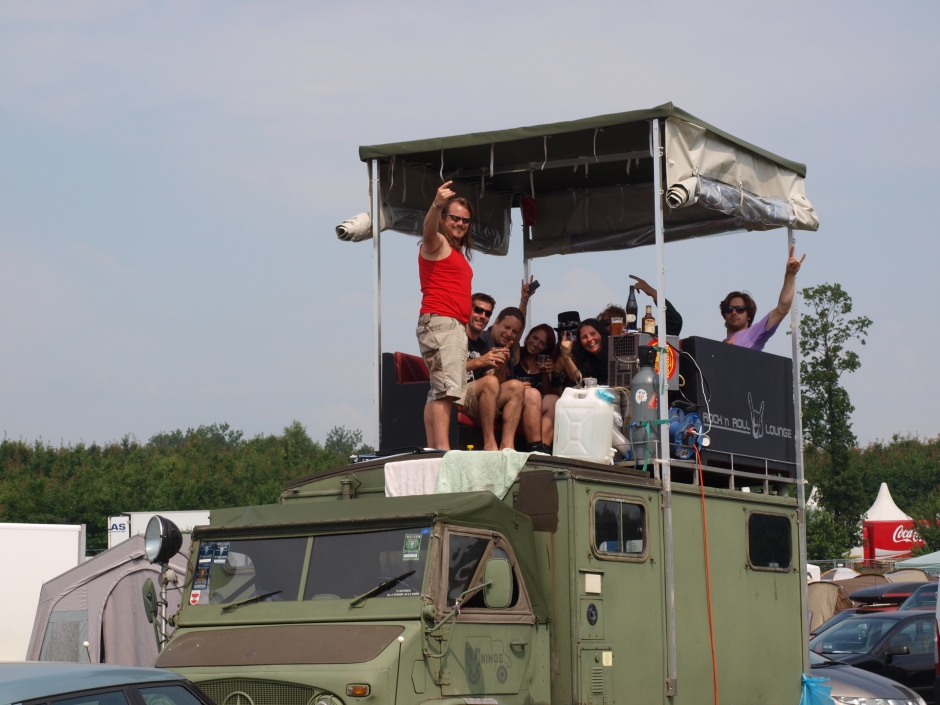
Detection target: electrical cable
<box><xmin>695</xmin><ymin>446</ymin><xmax>719</xmax><ymax>705</ymax></box>
<box><xmin>680</xmin><ymin>349</ymin><xmax>713</xmax><ymax>437</ymax></box>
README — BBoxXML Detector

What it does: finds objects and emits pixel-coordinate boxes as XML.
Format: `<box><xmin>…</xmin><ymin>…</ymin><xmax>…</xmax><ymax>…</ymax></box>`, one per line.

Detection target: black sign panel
<box><xmin>679</xmin><ymin>337</ymin><xmax>796</xmax><ymax>465</ymax></box>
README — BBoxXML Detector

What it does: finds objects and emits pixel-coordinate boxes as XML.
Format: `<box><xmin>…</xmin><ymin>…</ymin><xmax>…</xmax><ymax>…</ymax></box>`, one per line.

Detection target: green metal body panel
<box><xmin>162</xmin><ymin>458</ymin><xmax>804</xmax><ymax>705</ymax></box>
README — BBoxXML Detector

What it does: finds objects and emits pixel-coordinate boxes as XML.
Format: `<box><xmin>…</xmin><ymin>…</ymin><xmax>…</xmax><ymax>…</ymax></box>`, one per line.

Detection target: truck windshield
<box><xmin>193</xmin><ymin>527</ymin><xmax>430</xmax><ymax>606</ymax></box>
<box><xmin>304</xmin><ymin>527</ymin><xmax>430</xmax><ymax>600</ymax></box>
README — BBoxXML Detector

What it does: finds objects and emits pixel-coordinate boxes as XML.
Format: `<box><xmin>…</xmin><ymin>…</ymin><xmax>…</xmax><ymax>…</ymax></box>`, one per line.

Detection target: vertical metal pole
<box><xmin>789</xmin><ymin>226</ymin><xmax>810</xmax><ymax>675</ymax></box>
<box><xmin>523</xmin><ymin>232</ymin><xmax>532</xmax><ymax>335</ymax></box>
<box><xmin>371</xmin><ymin>160</ymin><xmax>382</xmax><ymax>449</ymax></box>
<box><xmin>652</xmin><ymin>118</ymin><xmax>678</xmax><ymax>698</ymax></box>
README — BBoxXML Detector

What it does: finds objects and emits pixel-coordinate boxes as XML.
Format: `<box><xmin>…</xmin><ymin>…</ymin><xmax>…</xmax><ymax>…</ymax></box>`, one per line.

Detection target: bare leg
<box><xmin>541</xmin><ymin>394</ymin><xmax>559</xmax><ymax>447</ymax></box>
<box><xmin>475</xmin><ymin>376</ymin><xmax>500</xmax><ymax>451</ymax></box>
<box><xmin>424</xmin><ymin>398</ymin><xmax>453</xmax><ymax>450</ymax></box>
<box><xmin>522</xmin><ymin>387</ymin><xmax>543</xmax><ymax>443</ymax></box>
<box><xmin>497</xmin><ymin>380</ymin><xmax>525</xmax><ymax>450</ymax></box>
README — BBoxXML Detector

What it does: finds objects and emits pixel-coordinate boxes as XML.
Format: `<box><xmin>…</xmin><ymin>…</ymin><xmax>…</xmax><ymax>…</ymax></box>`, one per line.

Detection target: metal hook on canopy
<box><xmin>490</xmin><ymin>144</ymin><xmax>494</xmax><ymax>177</ymax></box>
<box><xmin>542</xmin><ymin>136</ymin><xmax>551</xmax><ymax>171</ymax></box>
<box><xmin>593</xmin><ymin>128</ymin><xmax>603</xmax><ymax>161</ymax></box>
<box><xmin>440</xmin><ymin>150</ymin><xmax>444</xmax><ymax>182</ymax></box>
<box><xmin>626</xmin><ymin>159</ymin><xmax>631</xmax><ymax>176</ymax></box>
<box><xmin>389</xmin><ymin>156</ymin><xmax>395</xmax><ymax>190</ymax></box>
<box><xmin>529</xmin><ymin>171</ymin><xmax>535</xmax><ymax>198</ymax></box>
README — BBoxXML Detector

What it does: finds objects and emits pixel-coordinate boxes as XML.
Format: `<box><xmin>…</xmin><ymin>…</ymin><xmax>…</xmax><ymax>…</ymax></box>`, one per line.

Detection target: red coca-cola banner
<box><xmin>863</xmin><ymin>520</ymin><xmax>924</xmax><ymax>560</ymax></box>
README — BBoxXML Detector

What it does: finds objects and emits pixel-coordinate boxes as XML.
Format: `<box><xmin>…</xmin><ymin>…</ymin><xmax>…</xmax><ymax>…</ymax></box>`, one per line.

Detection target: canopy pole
<box><xmin>371</xmin><ymin>159</ymin><xmax>382</xmax><ymax>449</ymax></box>
<box><xmin>789</xmin><ymin>226</ymin><xmax>810</xmax><ymax>675</ymax></box>
<box><xmin>652</xmin><ymin>118</ymin><xmax>678</xmax><ymax>698</ymax></box>
<box><xmin>523</xmin><ymin>230</ymin><xmax>532</xmax><ymax>335</ymax></box>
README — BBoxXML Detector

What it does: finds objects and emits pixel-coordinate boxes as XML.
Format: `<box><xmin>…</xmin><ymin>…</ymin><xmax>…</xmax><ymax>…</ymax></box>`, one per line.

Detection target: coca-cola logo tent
<box><xmin>862</xmin><ymin>483</ymin><xmax>924</xmax><ymax>560</ymax></box>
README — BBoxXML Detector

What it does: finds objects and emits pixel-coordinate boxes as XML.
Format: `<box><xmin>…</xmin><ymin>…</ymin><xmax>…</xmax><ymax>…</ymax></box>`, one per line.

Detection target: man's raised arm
<box><xmin>422</xmin><ymin>180</ymin><xmax>455</xmax><ymax>255</ymax></box>
<box><xmin>768</xmin><ymin>245</ymin><xmax>807</xmax><ymax>329</ymax></box>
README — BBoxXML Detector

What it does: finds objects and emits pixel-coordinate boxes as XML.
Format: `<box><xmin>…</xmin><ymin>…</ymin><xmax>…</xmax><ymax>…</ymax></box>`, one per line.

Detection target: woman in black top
<box><xmin>557</xmin><ymin>318</ymin><xmax>609</xmax><ymax>386</ymax></box>
<box><xmin>513</xmin><ymin>323</ymin><xmax>561</xmax><ymax>447</ymax></box>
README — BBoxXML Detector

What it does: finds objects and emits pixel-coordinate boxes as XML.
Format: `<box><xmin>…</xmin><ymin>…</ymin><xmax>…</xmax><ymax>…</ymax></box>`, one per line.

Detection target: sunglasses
<box><xmin>444</xmin><ymin>213</ymin><xmax>471</xmax><ymax>225</ymax></box>
<box><xmin>473</xmin><ymin>305</ymin><xmax>493</xmax><ymax>318</ymax></box>
<box><xmin>725</xmin><ymin>305</ymin><xmax>747</xmax><ymax>314</ymax></box>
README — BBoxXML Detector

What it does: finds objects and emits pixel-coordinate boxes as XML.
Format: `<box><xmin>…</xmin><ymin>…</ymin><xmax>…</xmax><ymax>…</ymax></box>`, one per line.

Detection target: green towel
<box><xmin>435</xmin><ymin>449</ymin><xmax>534</xmax><ymax>499</ymax></box>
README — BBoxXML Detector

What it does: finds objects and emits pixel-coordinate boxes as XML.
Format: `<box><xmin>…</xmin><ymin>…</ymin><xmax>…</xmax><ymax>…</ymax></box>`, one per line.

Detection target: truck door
<box><xmin>430</xmin><ymin>528</ymin><xmax>539</xmax><ymax>705</ymax></box>
<box><xmin>579</xmin><ymin>492</ymin><xmax>665</xmax><ymax>705</ymax></box>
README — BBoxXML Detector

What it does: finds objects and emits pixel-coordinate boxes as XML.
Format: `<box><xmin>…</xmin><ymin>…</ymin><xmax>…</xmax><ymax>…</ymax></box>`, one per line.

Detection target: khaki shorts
<box><xmin>461</xmin><ymin>378</ymin><xmax>502</xmax><ymax>421</ymax></box>
<box><xmin>416</xmin><ymin>314</ymin><xmax>468</xmax><ymax>404</ymax></box>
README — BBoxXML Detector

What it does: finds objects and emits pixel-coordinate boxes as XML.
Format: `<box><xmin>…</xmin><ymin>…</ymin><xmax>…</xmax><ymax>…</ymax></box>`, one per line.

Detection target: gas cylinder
<box><xmin>630</xmin><ymin>346</ymin><xmax>659</xmax><ymax>462</ymax></box>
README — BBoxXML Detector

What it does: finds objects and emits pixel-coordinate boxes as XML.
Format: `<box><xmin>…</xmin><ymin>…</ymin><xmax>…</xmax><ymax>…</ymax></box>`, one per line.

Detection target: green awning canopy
<box><xmin>348</xmin><ymin>102</ymin><xmax>817</xmax><ymax>259</ymax></box>
<box><xmin>359</xmin><ymin>102</ymin><xmax>806</xmax><ymax>176</ymax></box>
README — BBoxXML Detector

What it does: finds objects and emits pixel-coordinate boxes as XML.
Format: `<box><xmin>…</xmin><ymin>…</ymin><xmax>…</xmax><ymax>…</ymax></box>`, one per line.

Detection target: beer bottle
<box><xmin>626</xmin><ymin>286</ymin><xmax>638</xmax><ymax>331</ymax></box>
<box><xmin>642</xmin><ymin>305</ymin><xmax>656</xmax><ymax>334</ymax></box>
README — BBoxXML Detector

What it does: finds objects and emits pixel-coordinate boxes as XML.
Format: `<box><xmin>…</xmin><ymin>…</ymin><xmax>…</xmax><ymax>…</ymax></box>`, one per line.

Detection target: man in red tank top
<box><xmin>416</xmin><ymin>180</ymin><xmax>474</xmax><ymax>449</ymax></box>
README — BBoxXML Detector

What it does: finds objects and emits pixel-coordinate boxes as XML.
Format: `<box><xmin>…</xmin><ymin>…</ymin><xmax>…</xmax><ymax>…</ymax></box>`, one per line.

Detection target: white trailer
<box><xmin>0</xmin><ymin>522</ymin><xmax>86</xmax><ymax>661</ymax></box>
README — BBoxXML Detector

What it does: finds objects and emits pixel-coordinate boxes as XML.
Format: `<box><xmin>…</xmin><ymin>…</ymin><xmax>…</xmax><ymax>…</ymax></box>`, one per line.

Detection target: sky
<box><xmin>0</xmin><ymin>1</ymin><xmax>937</xmax><ymax>448</ymax></box>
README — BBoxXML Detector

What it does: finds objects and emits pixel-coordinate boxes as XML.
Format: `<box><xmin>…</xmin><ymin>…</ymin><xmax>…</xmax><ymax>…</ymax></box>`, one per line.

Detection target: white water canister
<box><xmin>553</xmin><ymin>386</ymin><xmax>616</xmax><ymax>464</ymax></box>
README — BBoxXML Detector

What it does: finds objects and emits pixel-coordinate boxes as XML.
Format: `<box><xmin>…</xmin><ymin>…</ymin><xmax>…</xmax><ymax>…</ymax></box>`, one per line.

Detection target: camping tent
<box><xmin>884</xmin><ymin>569</ymin><xmax>932</xmax><ymax>583</ymax></box>
<box><xmin>808</xmin><ymin>582</ymin><xmax>854</xmax><ymax>633</ymax></box>
<box><xmin>26</xmin><ymin>535</ymin><xmax>189</xmax><ymax>666</ymax></box>
<box><xmin>897</xmin><ymin>551</ymin><xmax>940</xmax><ymax>573</ymax></box>
<box><xmin>821</xmin><ymin>567</ymin><xmax>860</xmax><ymax>581</ymax></box>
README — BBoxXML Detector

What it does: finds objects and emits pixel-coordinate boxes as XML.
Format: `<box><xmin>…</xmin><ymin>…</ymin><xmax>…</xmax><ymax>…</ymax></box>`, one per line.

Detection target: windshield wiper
<box><xmin>350</xmin><ymin>570</ymin><xmax>416</xmax><ymax>608</ymax></box>
<box><xmin>221</xmin><ymin>590</ymin><xmax>282</xmax><ymax>612</ymax></box>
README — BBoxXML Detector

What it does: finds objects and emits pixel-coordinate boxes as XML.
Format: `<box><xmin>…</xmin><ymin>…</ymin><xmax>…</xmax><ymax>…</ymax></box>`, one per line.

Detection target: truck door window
<box><xmin>447</xmin><ymin>535</ymin><xmax>489</xmax><ymax>606</ymax></box>
<box><xmin>747</xmin><ymin>512</ymin><xmax>792</xmax><ymax>570</ymax></box>
<box><xmin>303</xmin><ymin>527</ymin><xmax>429</xmax><ymax>600</ymax></box>
<box><xmin>197</xmin><ymin>537</ymin><xmax>307</xmax><ymax>604</ymax></box>
<box><xmin>593</xmin><ymin>498</ymin><xmax>646</xmax><ymax>557</ymax></box>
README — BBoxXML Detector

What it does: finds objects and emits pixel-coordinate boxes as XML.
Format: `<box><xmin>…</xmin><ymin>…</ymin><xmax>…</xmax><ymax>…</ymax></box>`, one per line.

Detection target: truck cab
<box><xmin>156</xmin><ymin>454</ymin><xmax>805</xmax><ymax>705</ymax></box>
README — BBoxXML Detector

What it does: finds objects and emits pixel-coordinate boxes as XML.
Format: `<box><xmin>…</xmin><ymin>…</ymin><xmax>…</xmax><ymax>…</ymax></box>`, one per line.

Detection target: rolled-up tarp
<box><xmin>336</xmin><ymin>212</ymin><xmax>374</xmax><ymax>242</ymax></box>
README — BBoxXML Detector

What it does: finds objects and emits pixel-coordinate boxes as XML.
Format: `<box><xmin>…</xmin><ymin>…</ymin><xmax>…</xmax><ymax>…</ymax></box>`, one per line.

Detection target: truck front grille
<box><xmin>197</xmin><ymin>679</ymin><xmax>317</xmax><ymax>705</ymax></box>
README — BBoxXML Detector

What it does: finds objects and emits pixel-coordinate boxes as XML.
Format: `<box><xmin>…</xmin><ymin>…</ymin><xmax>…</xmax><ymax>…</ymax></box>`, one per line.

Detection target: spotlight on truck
<box><xmin>144</xmin><ymin>515</ymin><xmax>182</xmax><ymax>565</ymax></box>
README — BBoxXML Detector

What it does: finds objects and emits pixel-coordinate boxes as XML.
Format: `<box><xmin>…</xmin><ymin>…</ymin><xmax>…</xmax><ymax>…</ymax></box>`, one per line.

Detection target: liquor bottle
<box><xmin>626</xmin><ymin>286</ymin><xmax>638</xmax><ymax>331</ymax></box>
<box><xmin>642</xmin><ymin>305</ymin><xmax>656</xmax><ymax>334</ymax></box>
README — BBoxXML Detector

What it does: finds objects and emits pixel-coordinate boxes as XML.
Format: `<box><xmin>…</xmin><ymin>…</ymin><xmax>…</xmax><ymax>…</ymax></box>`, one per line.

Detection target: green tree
<box><xmin>799</xmin><ymin>283</ymin><xmax>872</xmax><ymax>549</ymax></box>
<box><xmin>0</xmin><ymin>422</ymin><xmax>369</xmax><ymax>550</ymax></box>
<box><xmin>806</xmin><ymin>508</ymin><xmax>852</xmax><ymax>560</ymax></box>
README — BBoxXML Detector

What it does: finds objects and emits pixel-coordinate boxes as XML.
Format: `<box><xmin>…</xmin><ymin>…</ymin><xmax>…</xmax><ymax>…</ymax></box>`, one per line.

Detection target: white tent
<box><xmin>865</xmin><ymin>483</ymin><xmax>911</xmax><ymax>521</ymax></box>
<box><xmin>26</xmin><ymin>535</ymin><xmax>189</xmax><ymax>666</ymax></box>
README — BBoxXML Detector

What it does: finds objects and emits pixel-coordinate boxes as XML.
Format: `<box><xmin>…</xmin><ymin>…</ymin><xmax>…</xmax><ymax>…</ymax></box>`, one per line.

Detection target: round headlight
<box><xmin>144</xmin><ymin>515</ymin><xmax>183</xmax><ymax>564</ymax></box>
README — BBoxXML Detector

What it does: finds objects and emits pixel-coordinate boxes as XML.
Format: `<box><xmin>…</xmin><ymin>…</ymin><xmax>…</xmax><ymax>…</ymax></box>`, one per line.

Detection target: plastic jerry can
<box><xmin>553</xmin><ymin>386</ymin><xmax>616</xmax><ymax>464</ymax></box>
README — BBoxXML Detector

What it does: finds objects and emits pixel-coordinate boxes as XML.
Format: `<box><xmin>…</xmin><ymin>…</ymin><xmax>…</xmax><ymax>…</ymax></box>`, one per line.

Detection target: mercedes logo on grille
<box><xmin>223</xmin><ymin>692</ymin><xmax>254</xmax><ymax>705</ymax></box>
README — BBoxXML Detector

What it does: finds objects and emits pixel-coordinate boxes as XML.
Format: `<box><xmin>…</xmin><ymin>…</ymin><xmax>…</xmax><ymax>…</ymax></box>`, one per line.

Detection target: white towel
<box><xmin>385</xmin><ymin>458</ymin><xmax>443</xmax><ymax>497</ymax></box>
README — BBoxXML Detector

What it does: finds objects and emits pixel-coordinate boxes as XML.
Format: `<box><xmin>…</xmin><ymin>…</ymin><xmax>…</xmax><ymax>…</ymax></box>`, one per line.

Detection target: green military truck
<box><xmin>152</xmin><ymin>454</ymin><xmax>805</xmax><ymax>705</ymax></box>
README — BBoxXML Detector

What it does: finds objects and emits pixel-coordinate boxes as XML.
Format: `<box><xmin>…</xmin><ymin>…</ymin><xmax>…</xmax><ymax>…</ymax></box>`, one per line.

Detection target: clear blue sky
<box><xmin>0</xmin><ymin>1</ymin><xmax>936</xmax><ymax>447</ymax></box>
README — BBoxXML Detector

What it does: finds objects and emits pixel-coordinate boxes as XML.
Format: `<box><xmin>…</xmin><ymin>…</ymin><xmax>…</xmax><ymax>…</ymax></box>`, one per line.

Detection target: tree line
<box><xmin>0</xmin><ymin>422</ymin><xmax>372</xmax><ymax>550</ymax></box>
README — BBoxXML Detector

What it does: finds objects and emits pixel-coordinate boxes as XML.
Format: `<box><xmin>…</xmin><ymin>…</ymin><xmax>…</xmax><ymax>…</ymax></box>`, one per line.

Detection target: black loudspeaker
<box><xmin>380</xmin><ymin>353</ymin><xmax>457</xmax><ymax>451</ymax></box>
<box><xmin>679</xmin><ymin>337</ymin><xmax>796</xmax><ymax>471</ymax></box>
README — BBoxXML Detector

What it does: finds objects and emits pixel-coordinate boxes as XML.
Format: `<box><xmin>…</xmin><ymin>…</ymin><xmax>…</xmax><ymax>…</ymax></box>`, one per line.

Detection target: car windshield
<box><xmin>809</xmin><ymin>651</ymin><xmax>840</xmax><ymax>666</ymax></box>
<box><xmin>191</xmin><ymin>527</ymin><xmax>431</xmax><ymax>605</ymax></box>
<box><xmin>899</xmin><ymin>583</ymin><xmax>938</xmax><ymax>610</ymax></box>
<box><xmin>810</xmin><ymin>616</ymin><xmax>897</xmax><ymax>654</ymax></box>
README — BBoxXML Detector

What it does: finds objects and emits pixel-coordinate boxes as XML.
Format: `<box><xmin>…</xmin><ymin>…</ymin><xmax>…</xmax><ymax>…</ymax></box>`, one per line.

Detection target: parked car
<box><xmin>810</xmin><ymin>611</ymin><xmax>937</xmax><ymax>703</ymax></box>
<box><xmin>851</xmin><ymin>581</ymin><xmax>927</xmax><ymax>609</ymax></box>
<box><xmin>0</xmin><ymin>663</ymin><xmax>213</xmax><ymax>705</ymax></box>
<box><xmin>811</xmin><ymin>650</ymin><xmax>927</xmax><ymax>705</ymax></box>
<box><xmin>899</xmin><ymin>583</ymin><xmax>939</xmax><ymax>611</ymax></box>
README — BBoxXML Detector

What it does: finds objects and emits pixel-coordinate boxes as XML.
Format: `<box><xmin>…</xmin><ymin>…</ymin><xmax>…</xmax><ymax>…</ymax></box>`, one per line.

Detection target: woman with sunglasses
<box><xmin>514</xmin><ymin>324</ymin><xmax>561</xmax><ymax>447</ymax></box>
<box><xmin>416</xmin><ymin>180</ymin><xmax>475</xmax><ymax>449</ymax></box>
<box><xmin>557</xmin><ymin>318</ymin><xmax>610</xmax><ymax>387</ymax></box>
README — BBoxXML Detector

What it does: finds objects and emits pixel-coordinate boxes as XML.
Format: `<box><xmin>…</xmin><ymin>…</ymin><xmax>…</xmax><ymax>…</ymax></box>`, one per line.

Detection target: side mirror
<box><xmin>885</xmin><ymin>644</ymin><xmax>910</xmax><ymax>657</ymax></box>
<box><xmin>142</xmin><ymin>578</ymin><xmax>161</xmax><ymax>650</ymax></box>
<box><xmin>145</xmin><ymin>515</ymin><xmax>182</xmax><ymax>565</ymax></box>
<box><xmin>483</xmin><ymin>558</ymin><xmax>513</xmax><ymax>609</ymax></box>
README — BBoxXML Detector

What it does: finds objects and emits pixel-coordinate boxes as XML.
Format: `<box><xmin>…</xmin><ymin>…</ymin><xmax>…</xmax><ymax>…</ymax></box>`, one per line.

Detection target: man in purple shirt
<box><xmin>721</xmin><ymin>246</ymin><xmax>806</xmax><ymax>351</ymax></box>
